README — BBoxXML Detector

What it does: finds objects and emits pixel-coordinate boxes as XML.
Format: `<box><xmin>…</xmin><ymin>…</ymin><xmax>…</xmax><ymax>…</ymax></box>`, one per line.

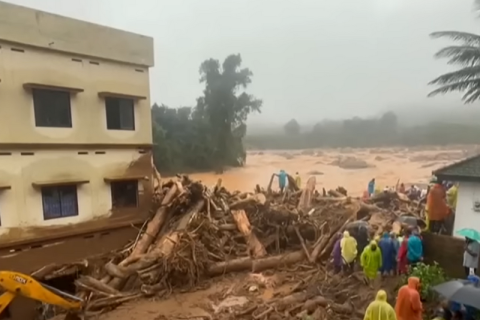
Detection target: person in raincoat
<box><xmin>360</xmin><ymin>241</ymin><xmax>382</xmax><ymax>280</ymax></box>
<box><xmin>395</xmin><ymin>277</ymin><xmax>423</xmax><ymax>320</ymax></box>
<box><xmin>340</xmin><ymin>231</ymin><xmax>358</xmax><ymax>273</ymax></box>
<box><xmin>447</xmin><ymin>183</ymin><xmax>458</xmax><ymax>211</ymax></box>
<box><xmin>397</xmin><ymin>229</ymin><xmax>410</xmax><ymax>274</ymax></box>
<box><xmin>427</xmin><ymin>180</ymin><xmax>450</xmax><ymax>233</ymax></box>
<box><xmin>391</xmin><ymin>232</ymin><xmax>400</xmax><ymax>274</ymax></box>
<box><xmin>364</xmin><ymin>290</ymin><xmax>397</xmax><ymax>320</ymax></box>
<box><xmin>378</xmin><ymin>232</ymin><xmax>396</xmax><ymax>276</ymax></box>
<box><xmin>331</xmin><ymin>233</ymin><xmax>343</xmax><ymax>273</ymax></box>
<box><xmin>276</xmin><ymin>170</ymin><xmax>287</xmax><ymax>193</ymax></box>
<box><xmin>407</xmin><ymin>230</ymin><xmax>423</xmax><ymax>265</ymax></box>
<box><xmin>368</xmin><ymin>178</ymin><xmax>376</xmax><ymax>197</ymax></box>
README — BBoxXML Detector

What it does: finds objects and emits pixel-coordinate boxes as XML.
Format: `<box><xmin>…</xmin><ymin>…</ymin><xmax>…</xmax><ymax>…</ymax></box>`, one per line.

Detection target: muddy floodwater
<box><xmin>190</xmin><ymin>145</ymin><xmax>480</xmax><ymax>195</ymax></box>
<box><xmin>98</xmin><ymin>145</ymin><xmax>479</xmax><ymax>320</ymax></box>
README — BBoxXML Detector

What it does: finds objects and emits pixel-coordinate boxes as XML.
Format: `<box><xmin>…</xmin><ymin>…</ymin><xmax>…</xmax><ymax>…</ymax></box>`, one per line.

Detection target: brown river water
<box><xmin>189</xmin><ymin>145</ymin><xmax>479</xmax><ymax>195</ymax></box>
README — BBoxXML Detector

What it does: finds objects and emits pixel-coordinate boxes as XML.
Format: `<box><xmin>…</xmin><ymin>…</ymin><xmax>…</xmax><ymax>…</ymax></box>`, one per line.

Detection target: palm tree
<box><xmin>428</xmin><ymin>31</ymin><xmax>480</xmax><ymax>103</ymax></box>
<box><xmin>428</xmin><ymin>1</ymin><xmax>480</xmax><ymax>102</ymax></box>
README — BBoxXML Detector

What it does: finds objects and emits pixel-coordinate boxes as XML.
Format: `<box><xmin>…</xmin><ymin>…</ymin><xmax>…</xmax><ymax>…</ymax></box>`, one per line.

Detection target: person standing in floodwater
<box><xmin>275</xmin><ymin>170</ymin><xmax>287</xmax><ymax>193</ymax></box>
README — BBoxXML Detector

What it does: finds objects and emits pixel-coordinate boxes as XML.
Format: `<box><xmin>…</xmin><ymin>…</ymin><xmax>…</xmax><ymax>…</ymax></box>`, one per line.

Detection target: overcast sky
<box><xmin>4</xmin><ymin>0</ymin><xmax>480</xmax><ymax>124</ymax></box>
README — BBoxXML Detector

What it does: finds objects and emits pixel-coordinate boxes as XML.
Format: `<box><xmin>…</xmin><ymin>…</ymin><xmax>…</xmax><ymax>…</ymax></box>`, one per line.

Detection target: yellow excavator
<box><xmin>0</xmin><ymin>271</ymin><xmax>84</xmax><ymax>320</ymax></box>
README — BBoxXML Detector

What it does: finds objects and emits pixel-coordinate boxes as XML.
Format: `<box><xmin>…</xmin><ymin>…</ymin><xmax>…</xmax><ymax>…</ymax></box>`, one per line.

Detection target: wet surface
<box><xmin>190</xmin><ymin>145</ymin><xmax>476</xmax><ymax>195</ymax></box>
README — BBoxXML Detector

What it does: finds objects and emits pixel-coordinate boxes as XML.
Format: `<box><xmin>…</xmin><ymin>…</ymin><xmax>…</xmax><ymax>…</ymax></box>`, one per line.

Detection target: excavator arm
<box><xmin>0</xmin><ymin>271</ymin><xmax>83</xmax><ymax>318</ymax></box>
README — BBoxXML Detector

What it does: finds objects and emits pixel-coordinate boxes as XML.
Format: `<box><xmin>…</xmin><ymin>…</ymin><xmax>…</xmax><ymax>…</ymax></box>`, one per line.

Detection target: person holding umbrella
<box><xmin>433</xmin><ymin>275</ymin><xmax>480</xmax><ymax>320</ymax></box>
<box><xmin>457</xmin><ymin>228</ymin><xmax>480</xmax><ymax>276</ymax></box>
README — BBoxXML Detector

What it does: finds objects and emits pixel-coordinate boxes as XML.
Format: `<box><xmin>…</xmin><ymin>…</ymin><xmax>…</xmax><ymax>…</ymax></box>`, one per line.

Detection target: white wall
<box><xmin>453</xmin><ymin>182</ymin><xmax>480</xmax><ymax>237</ymax></box>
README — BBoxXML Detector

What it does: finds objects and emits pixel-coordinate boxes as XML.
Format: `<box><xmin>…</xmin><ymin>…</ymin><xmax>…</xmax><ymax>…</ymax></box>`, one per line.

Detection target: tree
<box><xmin>195</xmin><ymin>54</ymin><xmax>262</xmax><ymax>170</ymax></box>
<box><xmin>284</xmin><ymin>119</ymin><xmax>301</xmax><ymax>135</ymax></box>
<box><xmin>428</xmin><ymin>31</ymin><xmax>480</xmax><ymax>103</ymax></box>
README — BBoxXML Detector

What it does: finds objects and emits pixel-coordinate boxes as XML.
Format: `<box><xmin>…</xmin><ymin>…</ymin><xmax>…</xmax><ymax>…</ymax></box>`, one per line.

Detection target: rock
<box><xmin>307</xmin><ymin>170</ymin><xmax>324</xmax><ymax>175</ymax></box>
<box><xmin>279</xmin><ymin>152</ymin><xmax>295</xmax><ymax>160</ymax></box>
<box><xmin>330</xmin><ymin>156</ymin><xmax>373</xmax><ymax>169</ymax></box>
<box><xmin>374</xmin><ymin>156</ymin><xmax>386</xmax><ymax>161</ymax></box>
<box><xmin>300</xmin><ymin>150</ymin><xmax>315</xmax><ymax>156</ymax></box>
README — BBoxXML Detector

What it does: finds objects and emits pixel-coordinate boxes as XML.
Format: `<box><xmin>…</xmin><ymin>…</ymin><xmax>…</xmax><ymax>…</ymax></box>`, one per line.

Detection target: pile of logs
<box><xmin>35</xmin><ymin>175</ymin><xmax>423</xmax><ymax>319</ymax></box>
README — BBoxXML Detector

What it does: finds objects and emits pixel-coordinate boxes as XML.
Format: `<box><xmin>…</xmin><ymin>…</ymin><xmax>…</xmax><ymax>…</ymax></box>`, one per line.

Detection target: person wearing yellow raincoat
<box><xmin>340</xmin><ymin>231</ymin><xmax>358</xmax><ymax>272</ymax></box>
<box><xmin>361</xmin><ymin>241</ymin><xmax>382</xmax><ymax>280</ymax></box>
<box><xmin>364</xmin><ymin>290</ymin><xmax>397</xmax><ymax>320</ymax></box>
<box><xmin>447</xmin><ymin>184</ymin><xmax>458</xmax><ymax>210</ymax></box>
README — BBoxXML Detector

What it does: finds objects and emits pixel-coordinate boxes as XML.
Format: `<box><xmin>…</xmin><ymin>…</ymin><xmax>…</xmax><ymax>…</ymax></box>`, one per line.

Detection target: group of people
<box><xmin>364</xmin><ymin>276</ymin><xmax>423</xmax><ymax>320</ymax></box>
<box><xmin>366</xmin><ymin>177</ymin><xmax>458</xmax><ymax>235</ymax></box>
<box><xmin>331</xmin><ymin>226</ymin><xmax>424</xmax><ymax>280</ymax></box>
<box><xmin>365</xmin><ymin>275</ymin><xmax>480</xmax><ymax>320</ymax></box>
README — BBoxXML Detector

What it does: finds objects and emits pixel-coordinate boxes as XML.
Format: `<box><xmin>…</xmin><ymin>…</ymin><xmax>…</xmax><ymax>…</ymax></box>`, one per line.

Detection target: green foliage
<box><xmin>402</xmin><ymin>262</ymin><xmax>448</xmax><ymax>301</ymax></box>
<box><xmin>151</xmin><ymin>54</ymin><xmax>261</xmax><ymax>174</ymax></box>
<box><xmin>244</xmin><ymin>112</ymin><xmax>480</xmax><ymax>150</ymax></box>
<box><xmin>284</xmin><ymin>119</ymin><xmax>301</xmax><ymax>135</ymax></box>
<box><xmin>429</xmin><ymin>31</ymin><xmax>480</xmax><ymax>103</ymax></box>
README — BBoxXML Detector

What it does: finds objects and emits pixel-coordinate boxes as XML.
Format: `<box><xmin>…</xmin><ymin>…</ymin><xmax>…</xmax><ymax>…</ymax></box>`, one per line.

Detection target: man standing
<box><xmin>295</xmin><ymin>172</ymin><xmax>301</xmax><ymax>189</ymax></box>
<box><xmin>275</xmin><ymin>170</ymin><xmax>287</xmax><ymax>193</ymax></box>
<box><xmin>463</xmin><ymin>237</ymin><xmax>480</xmax><ymax>276</ymax></box>
<box><xmin>395</xmin><ymin>277</ymin><xmax>423</xmax><ymax>320</ymax></box>
<box><xmin>368</xmin><ymin>178</ymin><xmax>376</xmax><ymax>197</ymax></box>
<box><xmin>407</xmin><ymin>230</ymin><xmax>423</xmax><ymax>266</ymax></box>
<box><xmin>427</xmin><ymin>179</ymin><xmax>449</xmax><ymax>233</ymax></box>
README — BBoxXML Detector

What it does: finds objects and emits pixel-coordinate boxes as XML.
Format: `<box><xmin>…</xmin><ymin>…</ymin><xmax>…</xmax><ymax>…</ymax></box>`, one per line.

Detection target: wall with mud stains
<box><xmin>422</xmin><ymin>232</ymin><xmax>466</xmax><ymax>278</ymax></box>
<box><xmin>0</xmin><ymin>149</ymin><xmax>152</xmax><ymax>243</ymax></box>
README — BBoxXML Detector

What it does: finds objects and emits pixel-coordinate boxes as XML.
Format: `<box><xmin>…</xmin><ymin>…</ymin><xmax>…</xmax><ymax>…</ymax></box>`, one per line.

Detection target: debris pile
<box><xmin>37</xmin><ymin>174</ymin><xmax>422</xmax><ymax>319</ymax></box>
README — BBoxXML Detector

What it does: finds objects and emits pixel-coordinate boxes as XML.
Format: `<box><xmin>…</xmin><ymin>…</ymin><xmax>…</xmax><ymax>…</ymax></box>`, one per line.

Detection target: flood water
<box><xmin>190</xmin><ymin>146</ymin><xmax>476</xmax><ymax>195</ymax></box>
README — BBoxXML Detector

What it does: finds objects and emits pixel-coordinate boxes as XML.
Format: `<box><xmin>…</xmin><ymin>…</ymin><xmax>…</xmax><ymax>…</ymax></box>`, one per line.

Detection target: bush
<box><xmin>402</xmin><ymin>262</ymin><xmax>448</xmax><ymax>301</ymax></box>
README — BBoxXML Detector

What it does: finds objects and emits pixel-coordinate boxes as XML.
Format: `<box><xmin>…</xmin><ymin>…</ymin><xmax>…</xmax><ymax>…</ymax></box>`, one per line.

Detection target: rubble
<box><xmin>37</xmin><ymin>173</ymin><xmax>423</xmax><ymax>320</ymax></box>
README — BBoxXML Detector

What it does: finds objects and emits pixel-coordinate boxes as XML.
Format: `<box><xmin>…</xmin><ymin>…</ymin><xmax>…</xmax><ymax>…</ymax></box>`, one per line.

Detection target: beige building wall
<box><xmin>0</xmin><ymin>40</ymin><xmax>153</xmax><ymax>145</ymax></box>
<box><xmin>0</xmin><ymin>148</ymin><xmax>152</xmax><ymax>241</ymax></box>
<box><xmin>0</xmin><ymin>1</ymin><xmax>155</xmax><ymax>246</ymax></box>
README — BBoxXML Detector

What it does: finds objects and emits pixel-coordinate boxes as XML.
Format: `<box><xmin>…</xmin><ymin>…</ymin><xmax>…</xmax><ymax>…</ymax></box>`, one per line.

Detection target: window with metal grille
<box><xmin>105</xmin><ymin>97</ymin><xmax>135</xmax><ymax>130</ymax></box>
<box><xmin>110</xmin><ymin>180</ymin><xmax>138</xmax><ymax>208</ymax></box>
<box><xmin>41</xmin><ymin>185</ymin><xmax>79</xmax><ymax>220</ymax></box>
<box><xmin>33</xmin><ymin>89</ymin><xmax>72</xmax><ymax>128</ymax></box>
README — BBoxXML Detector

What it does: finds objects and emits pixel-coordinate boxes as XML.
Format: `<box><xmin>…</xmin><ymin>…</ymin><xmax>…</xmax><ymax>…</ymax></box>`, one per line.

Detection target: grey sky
<box><xmin>4</xmin><ymin>0</ymin><xmax>480</xmax><ymax>125</ymax></box>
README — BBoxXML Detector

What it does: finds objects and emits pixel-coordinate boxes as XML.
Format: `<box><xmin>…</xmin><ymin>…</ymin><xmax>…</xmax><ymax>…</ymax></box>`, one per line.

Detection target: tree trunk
<box><xmin>231</xmin><ymin>209</ymin><xmax>267</xmax><ymax>258</ymax></box>
<box><xmin>207</xmin><ymin>250</ymin><xmax>305</xmax><ymax>276</ymax></box>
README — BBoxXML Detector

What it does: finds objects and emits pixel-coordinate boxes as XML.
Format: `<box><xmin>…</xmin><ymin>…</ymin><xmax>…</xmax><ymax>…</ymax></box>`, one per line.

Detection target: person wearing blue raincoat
<box><xmin>276</xmin><ymin>170</ymin><xmax>287</xmax><ymax>193</ymax></box>
<box><xmin>378</xmin><ymin>232</ymin><xmax>396</xmax><ymax>276</ymax></box>
<box><xmin>368</xmin><ymin>178</ymin><xmax>376</xmax><ymax>197</ymax></box>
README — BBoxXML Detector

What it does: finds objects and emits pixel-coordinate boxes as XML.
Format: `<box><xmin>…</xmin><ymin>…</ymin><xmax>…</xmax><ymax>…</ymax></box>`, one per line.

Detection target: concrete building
<box><xmin>0</xmin><ymin>1</ymin><xmax>154</xmax><ymax>256</ymax></box>
<box><xmin>434</xmin><ymin>155</ymin><xmax>480</xmax><ymax>237</ymax></box>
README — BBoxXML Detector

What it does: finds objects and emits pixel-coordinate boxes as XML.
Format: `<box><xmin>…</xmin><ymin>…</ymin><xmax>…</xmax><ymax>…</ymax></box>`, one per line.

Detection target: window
<box><xmin>110</xmin><ymin>180</ymin><xmax>138</xmax><ymax>208</ymax></box>
<box><xmin>105</xmin><ymin>97</ymin><xmax>135</xmax><ymax>130</ymax></box>
<box><xmin>33</xmin><ymin>89</ymin><xmax>72</xmax><ymax>128</ymax></box>
<box><xmin>41</xmin><ymin>185</ymin><xmax>78</xmax><ymax>220</ymax></box>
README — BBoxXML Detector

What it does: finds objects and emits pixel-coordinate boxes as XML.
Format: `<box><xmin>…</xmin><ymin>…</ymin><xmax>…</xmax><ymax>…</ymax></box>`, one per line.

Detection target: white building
<box><xmin>434</xmin><ymin>155</ymin><xmax>480</xmax><ymax>237</ymax></box>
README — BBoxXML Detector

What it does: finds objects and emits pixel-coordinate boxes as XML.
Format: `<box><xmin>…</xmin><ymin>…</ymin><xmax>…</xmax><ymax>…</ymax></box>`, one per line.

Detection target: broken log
<box><xmin>297</xmin><ymin>176</ymin><xmax>316</xmax><ymax>213</ymax></box>
<box><xmin>231</xmin><ymin>209</ymin><xmax>267</xmax><ymax>258</ymax></box>
<box><xmin>105</xmin><ymin>183</ymin><xmax>180</xmax><ymax>289</ymax></box>
<box><xmin>207</xmin><ymin>250</ymin><xmax>305</xmax><ymax>276</ymax></box>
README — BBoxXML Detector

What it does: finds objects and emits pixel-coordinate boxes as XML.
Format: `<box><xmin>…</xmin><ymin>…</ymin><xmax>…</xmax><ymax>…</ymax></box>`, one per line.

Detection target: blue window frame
<box><xmin>41</xmin><ymin>185</ymin><xmax>78</xmax><ymax>220</ymax></box>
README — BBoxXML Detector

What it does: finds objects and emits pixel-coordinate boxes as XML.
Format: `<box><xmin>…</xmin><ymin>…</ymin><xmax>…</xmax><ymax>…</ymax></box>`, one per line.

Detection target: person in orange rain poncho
<box><xmin>427</xmin><ymin>180</ymin><xmax>449</xmax><ymax>233</ymax></box>
<box><xmin>395</xmin><ymin>277</ymin><xmax>423</xmax><ymax>320</ymax></box>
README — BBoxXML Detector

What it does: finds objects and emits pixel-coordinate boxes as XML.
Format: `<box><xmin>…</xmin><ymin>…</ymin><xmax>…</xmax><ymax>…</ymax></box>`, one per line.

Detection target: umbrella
<box><xmin>456</xmin><ymin>228</ymin><xmax>480</xmax><ymax>242</ymax></box>
<box><xmin>433</xmin><ymin>279</ymin><xmax>480</xmax><ymax>309</ymax></box>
